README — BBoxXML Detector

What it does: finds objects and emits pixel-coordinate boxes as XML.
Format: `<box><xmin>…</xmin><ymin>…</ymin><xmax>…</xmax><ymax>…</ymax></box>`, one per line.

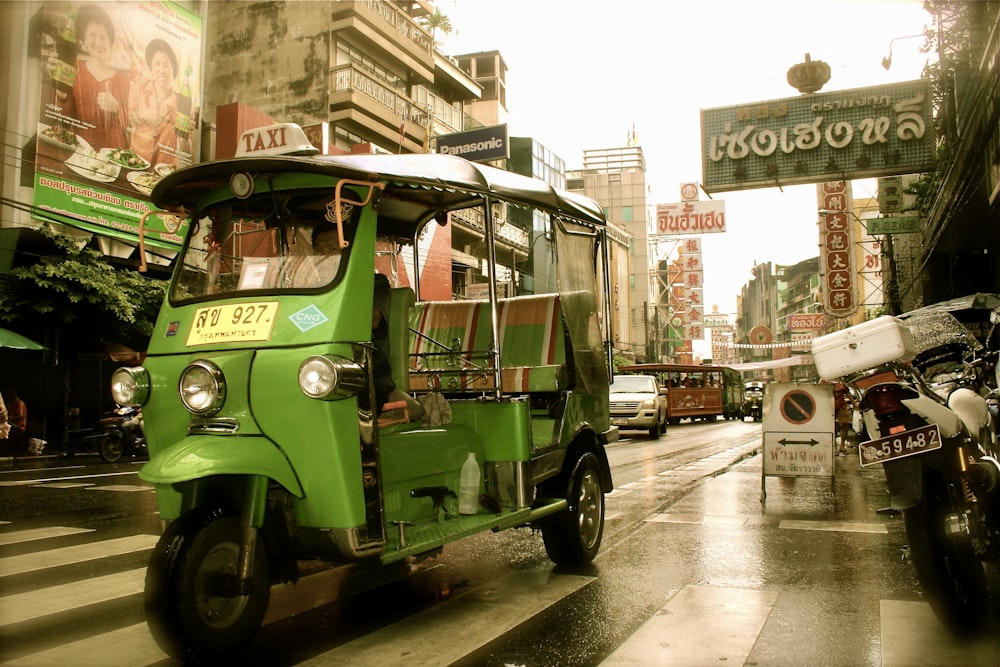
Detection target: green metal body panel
<box><xmin>380</xmin><ymin>424</ymin><xmax>478</xmax><ymax>523</ymax></box>
<box><xmin>449</xmin><ymin>399</ymin><xmax>533</xmax><ymax>458</ymax></box>
<box><xmin>140</xmin><ymin>434</ymin><xmax>301</xmax><ymax>494</ymax></box>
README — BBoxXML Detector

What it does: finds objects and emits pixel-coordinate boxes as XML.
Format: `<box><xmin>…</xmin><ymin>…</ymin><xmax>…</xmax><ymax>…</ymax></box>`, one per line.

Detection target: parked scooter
<box><xmin>98</xmin><ymin>405</ymin><xmax>147</xmax><ymax>463</ymax></box>
<box><xmin>812</xmin><ymin>311</ymin><xmax>1000</xmax><ymax>635</ymax></box>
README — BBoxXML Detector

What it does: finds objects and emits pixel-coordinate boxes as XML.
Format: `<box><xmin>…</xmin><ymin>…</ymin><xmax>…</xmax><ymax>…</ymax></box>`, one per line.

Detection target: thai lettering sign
<box><xmin>762</xmin><ymin>383</ymin><xmax>835</xmax><ymax>482</ymax></box>
<box><xmin>701</xmin><ymin>80</ymin><xmax>934</xmax><ymax>193</ymax></box>
<box><xmin>788</xmin><ymin>313</ymin><xmax>826</xmax><ymax>330</ymax></box>
<box><xmin>656</xmin><ymin>200</ymin><xmax>726</xmax><ymax>235</ymax></box>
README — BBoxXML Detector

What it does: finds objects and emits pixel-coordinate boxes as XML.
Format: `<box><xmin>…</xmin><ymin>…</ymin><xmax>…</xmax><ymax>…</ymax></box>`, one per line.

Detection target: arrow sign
<box><xmin>778</xmin><ymin>438</ymin><xmax>820</xmax><ymax>446</ymax></box>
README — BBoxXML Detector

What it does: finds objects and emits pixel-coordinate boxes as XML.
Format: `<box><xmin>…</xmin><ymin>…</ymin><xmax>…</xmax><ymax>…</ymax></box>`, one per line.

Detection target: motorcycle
<box><xmin>812</xmin><ymin>311</ymin><xmax>1000</xmax><ymax>635</ymax></box>
<box><xmin>98</xmin><ymin>405</ymin><xmax>147</xmax><ymax>463</ymax></box>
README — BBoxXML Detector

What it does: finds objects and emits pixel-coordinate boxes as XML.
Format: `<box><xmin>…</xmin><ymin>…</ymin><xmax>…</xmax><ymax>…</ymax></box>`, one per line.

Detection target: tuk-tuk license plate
<box><xmin>859</xmin><ymin>423</ymin><xmax>941</xmax><ymax>467</ymax></box>
<box><xmin>186</xmin><ymin>302</ymin><xmax>279</xmax><ymax>346</ymax></box>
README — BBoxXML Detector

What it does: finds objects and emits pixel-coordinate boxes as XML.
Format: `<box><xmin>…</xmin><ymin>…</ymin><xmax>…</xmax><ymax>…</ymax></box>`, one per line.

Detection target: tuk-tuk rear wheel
<box><xmin>145</xmin><ymin>507</ymin><xmax>270</xmax><ymax>660</ymax></box>
<box><xmin>541</xmin><ymin>452</ymin><xmax>605</xmax><ymax>565</ymax></box>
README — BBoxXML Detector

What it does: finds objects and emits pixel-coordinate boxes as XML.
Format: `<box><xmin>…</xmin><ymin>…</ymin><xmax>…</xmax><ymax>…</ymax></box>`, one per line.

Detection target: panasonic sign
<box><xmin>436</xmin><ymin>124</ymin><xmax>509</xmax><ymax>162</ymax></box>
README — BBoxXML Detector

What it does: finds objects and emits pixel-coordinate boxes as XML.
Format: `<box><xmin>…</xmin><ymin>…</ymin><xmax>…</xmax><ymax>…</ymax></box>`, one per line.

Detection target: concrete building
<box><xmin>567</xmin><ymin>146</ymin><xmax>650</xmax><ymax>361</ymax></box>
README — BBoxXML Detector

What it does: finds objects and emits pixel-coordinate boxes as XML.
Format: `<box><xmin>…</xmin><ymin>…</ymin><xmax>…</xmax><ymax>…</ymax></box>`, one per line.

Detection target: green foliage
<box><xmin>612</xmin><ymin>353</ymin><xmax>632</xmax><ymax>371</ymax></box>
<box><xmin>0</xmin><ymin>226</ymin><xmax>166</xmax><ymax>343</ymax></box>
<box><xmin>418</xmin><ymin>8</ymin><xmax>452</xmax><ymax>47</ymax></box>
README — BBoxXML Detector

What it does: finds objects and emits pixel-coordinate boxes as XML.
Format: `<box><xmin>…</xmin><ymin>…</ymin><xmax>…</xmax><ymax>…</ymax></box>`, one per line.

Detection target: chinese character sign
<box><xmin>817</xmin><ymin>181</ymin><xmax>857</xmax><ymax>317</ymax></box>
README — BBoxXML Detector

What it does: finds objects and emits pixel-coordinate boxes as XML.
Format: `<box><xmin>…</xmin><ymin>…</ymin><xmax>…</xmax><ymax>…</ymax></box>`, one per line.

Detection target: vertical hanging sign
<box><xmin>817</xmin><ymin>181</ymin><xmax>857</xmax><ymax>318</ymax></box>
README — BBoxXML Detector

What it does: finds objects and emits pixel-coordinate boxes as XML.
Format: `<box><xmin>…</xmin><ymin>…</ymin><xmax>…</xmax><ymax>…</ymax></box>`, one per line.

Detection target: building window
<box><xmin>622</xmin><ymin>206</ymin><xmax>633</xmax><ymax>222</ymax></box>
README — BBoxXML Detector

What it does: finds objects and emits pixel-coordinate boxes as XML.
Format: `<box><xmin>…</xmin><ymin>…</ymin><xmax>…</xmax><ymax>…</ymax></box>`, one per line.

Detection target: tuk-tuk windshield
<box><xmin>170</xmin><ymin>193</ymin><xmax>358</xmax><ymax>303</ymax></box>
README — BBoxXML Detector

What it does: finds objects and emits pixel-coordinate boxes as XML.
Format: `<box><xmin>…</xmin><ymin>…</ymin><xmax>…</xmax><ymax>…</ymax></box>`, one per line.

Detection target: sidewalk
<box><xmin>647</xmin><ymin>447</ymin><xmax>1000</xmax><ymax>666</ymax></box>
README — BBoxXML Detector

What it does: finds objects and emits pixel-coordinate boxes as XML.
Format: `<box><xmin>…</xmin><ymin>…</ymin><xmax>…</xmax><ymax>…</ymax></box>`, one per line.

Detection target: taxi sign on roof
<box><xmin>236</xmin><ymin>123</ymin><xmax>319</xmax><ymax>158</ymax></box>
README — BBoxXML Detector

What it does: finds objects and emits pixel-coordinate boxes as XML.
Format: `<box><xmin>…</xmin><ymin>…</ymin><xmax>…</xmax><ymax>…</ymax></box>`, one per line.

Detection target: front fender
<box><xmin>139</xmin><ymin>435</ymin><xmax>304</xmax><ymax>497</ymax></box>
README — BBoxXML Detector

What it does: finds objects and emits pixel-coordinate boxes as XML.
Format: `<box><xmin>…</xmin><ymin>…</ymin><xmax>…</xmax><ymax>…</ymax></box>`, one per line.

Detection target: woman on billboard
<box><xmin>129</xmin><ymin>38</ymin><xmax>181</xmax><ymax>167</ymax></box>
<box><xmin>49</xmin><ymin>4</ymin><xmax>130</xmax><ymax>149</ymax></box>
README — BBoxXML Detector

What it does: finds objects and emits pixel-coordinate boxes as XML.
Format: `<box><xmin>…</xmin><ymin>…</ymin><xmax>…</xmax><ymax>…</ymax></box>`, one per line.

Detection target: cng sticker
<box><xmin>289</xmin><ymin>305</ymin><xmax>328</xmax><ymax>332</ymax></box>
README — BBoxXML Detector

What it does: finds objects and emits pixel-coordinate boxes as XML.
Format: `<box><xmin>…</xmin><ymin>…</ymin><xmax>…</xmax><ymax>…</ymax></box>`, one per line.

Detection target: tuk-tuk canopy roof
<box><xmin>151</xmin><ymin>153</ymin><xmax>607</xmax><ymax>239</ymax></box>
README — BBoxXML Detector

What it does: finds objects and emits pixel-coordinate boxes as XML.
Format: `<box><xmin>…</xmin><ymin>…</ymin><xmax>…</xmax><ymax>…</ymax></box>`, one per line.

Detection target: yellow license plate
<box><xmin>186</xmin><ymin>302</ymin><xmax>279</xmax><ymax>346</ymax></box>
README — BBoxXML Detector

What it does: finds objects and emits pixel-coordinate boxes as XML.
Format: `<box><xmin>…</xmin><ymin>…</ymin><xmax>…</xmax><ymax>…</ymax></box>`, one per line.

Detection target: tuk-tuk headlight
<box><xmin>299</xmin><ymin>355</ymin><xmax>366</xmax><ymax>400</ymax></box>
<box><xmin>179</xmin><ymin>360</ymin><xmax>226</xmax><ymax>415</ymax></box>
<box><xmin>110</xmin><ymin>366</ymin><xmax>150</xmax><ymax>407</ymax></box>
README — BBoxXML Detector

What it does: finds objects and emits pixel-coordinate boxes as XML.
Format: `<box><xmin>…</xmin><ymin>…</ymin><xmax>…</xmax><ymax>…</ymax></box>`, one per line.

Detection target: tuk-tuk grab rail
<box><xmin>330</xmin><ymin>178</ymin><xmax>386</xmax><ymax>250</ymax></box>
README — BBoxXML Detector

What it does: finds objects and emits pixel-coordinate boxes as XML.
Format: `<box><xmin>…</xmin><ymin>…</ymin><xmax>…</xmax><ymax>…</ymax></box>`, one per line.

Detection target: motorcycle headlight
<box><xmin>179</xmin><ymin>360</ymin><xmax>226</xmax><ymax>416</ymax></box>
<box><xmin>110</xmin><ymin>366</ymin><xmax>150</xmax><ymax>407</ymax></box>
<box><xmin>298</xmin><ymin>355</ymin><xmax>366</xmax><ymax>400</ymax></box>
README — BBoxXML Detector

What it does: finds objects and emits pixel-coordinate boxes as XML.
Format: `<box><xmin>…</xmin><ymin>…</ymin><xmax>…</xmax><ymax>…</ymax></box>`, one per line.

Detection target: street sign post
<box><xmin>761</xmin><ymin>383</ymin><xmax>835</xmax><ymax>503</ymax></box>
<box><xmin>867</xmin><ymin>216</ymin><xmax>920</xmax><ymax>235</ymax></box>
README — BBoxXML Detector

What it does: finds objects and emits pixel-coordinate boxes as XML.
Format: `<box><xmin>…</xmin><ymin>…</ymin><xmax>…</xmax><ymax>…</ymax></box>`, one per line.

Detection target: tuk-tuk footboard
<box><xmin>380</xmin><ymin>505</ymin><xmax>551</xmax><ymax>564</ymax></box>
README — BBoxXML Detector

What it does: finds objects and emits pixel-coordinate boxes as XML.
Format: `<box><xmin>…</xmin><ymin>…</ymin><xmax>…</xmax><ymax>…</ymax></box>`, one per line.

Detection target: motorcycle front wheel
<box><xmin>902</xmin><ymin>477</ymin><xmax>988</xmax><ymax>636</ymax></box>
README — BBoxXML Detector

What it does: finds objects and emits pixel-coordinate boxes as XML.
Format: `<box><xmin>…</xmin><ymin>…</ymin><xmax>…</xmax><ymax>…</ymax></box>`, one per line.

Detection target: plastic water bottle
<box><xmin>459</xmin><ymin>452</ymin><xmax>480</xmax><ymax>515</ymax></box>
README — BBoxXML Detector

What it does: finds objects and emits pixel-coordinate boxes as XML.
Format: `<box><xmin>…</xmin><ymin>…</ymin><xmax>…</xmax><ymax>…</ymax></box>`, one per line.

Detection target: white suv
<box><xmin>609</xmin><ymin>375</ymin><xmax>667</xmax><ymax>438</ymax></box>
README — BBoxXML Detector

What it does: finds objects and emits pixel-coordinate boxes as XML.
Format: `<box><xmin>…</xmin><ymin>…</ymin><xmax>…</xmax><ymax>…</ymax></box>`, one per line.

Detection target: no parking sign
<box><xmin>761</xmin><ymin>383</ymin><xmax>835</xmax><ymax>500</ymax></box>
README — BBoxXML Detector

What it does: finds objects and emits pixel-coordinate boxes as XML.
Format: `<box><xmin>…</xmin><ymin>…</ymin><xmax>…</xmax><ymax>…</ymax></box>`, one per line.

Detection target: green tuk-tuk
<box><xmin>111</xmin><ymin>124</ymin><xmax>617</xmax><ymax>659</ymax></box>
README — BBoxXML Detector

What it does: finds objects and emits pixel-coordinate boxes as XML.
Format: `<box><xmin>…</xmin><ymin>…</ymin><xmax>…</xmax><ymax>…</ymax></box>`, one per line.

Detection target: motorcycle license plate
<box><xmin>859</xmin><ymin>423</ymin><xmax>941</xmax><ymax>467</ymax></box>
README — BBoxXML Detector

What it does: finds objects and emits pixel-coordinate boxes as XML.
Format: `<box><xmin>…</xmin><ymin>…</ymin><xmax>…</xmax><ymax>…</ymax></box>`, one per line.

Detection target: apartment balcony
<box><xmin>330</xmin><ymin>64</ymin><xmax>432</xmax><ymax>152</ymax></box>
<box><xmin>450</xmin><ymin>207</ymin><xmax>529</xmax><ymax>254</ymax></box>
<box><xmin>331</xmin><ymin>0</ymin><xmax>434</xmax><ymax>83</ymax></box>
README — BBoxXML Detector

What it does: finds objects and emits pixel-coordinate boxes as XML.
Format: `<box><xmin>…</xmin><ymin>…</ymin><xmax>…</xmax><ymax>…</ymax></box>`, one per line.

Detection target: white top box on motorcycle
<box><xmin>811</xmin><ymin>315</ymin><xmax>917</xmax><ymax>380</ymax></box>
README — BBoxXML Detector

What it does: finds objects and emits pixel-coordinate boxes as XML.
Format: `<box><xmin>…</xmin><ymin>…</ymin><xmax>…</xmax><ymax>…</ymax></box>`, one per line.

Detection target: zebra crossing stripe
<box><xmin>0</xmin><ymin>534</ymin><xmax>159</xmax><ymax>577</ymax></box>
<box><xmin>297</xmin><ymin>570</ymin><xmax>593</xmax><ymax>666</ymax></box>
<box><xmin>0</xmin><ymin>568</ymin><xmax>146</xmax><ymax>627</ymax></box>
<box><xmin>600</xmin><ymin>585</ymin><xmax>777</xmax><ymax>665</ymax></box>
<box><xmin>0</xmin><ymin>526</ymin><xmax>94</xmax><ymax>547</ymax></box>
<box><xmin>1</xmin><ymin>622</ymin><xmax>166</xmax><ymax>667</ymax></box>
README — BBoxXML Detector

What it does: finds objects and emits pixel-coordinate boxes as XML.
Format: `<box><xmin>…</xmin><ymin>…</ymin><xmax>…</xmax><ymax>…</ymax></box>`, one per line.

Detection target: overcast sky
<box><xmin>440</xmin><ymin>0</ymin><xmax>932</xmax><ymax>345</ymax></box>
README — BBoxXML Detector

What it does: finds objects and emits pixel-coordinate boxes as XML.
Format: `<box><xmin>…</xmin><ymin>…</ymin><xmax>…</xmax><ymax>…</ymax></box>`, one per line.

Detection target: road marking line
<box><xmin>34</xmin><ymin>482</ymin><xmax>94</xmax><ymax>489</ymax></box>
<box><xmin>297</xmin><ymin>570</ymin><xmax>593</xmax><ymax>667</ymax></box>
<box><xmin>0</xmin><ymin>568</ymin><xmax>146</xmax><ymax>626</ymax></box>
<box><xmin>0</xmin><ymin>470</ymin><xmax>140</xmax><ymax>485</ymax></box>
<box><xmin>86</xmin><ymin>484</ymin><xmax>153</xmax><ymax>492</ymax></box>
<box><xmin>600</xmin><ymin>585</ymin><xmax>778</xmax><ymax>666</ymax></box>
<box><xmin>779</xmin><ymin>519</ymin><xmax>888</xmax><ymax>534</ymax></box>
<box><xmin>646</xmin><ymin>513</ymin><xmax>747</xmax><ymax>526</ymax></box>
<box><xmin>0</xmin><ymin>534</ymin><xmax>159</xmax><ymax>577</ymax></box>
<box><xmin>1</xmin><ymin>622</ymin><xmax>165</xmax><ymax>667</ymax></box>
<box><xmin>0</xmin><ymin>526</ymin><xmax>94</xmax><ymax>547</ymax></box>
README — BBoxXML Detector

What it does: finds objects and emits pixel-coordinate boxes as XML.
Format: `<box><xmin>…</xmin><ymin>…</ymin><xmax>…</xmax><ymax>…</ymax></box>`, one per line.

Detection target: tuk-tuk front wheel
<box><xmin>541</xmin><ymin>452</ymin><xmax>605</xmax><ymax>565</ymax></box>
<box><xmin>145</xmin><ymin>507</ymin><xmax>270</xmax><ymax>660</ymax></box>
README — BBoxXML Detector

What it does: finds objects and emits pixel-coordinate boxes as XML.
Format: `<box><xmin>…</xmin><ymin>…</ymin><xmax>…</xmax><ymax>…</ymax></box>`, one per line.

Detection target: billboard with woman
<box><xmin>32</xmin><ymin>1</ymin><xmax>202</xmax><ymax>251</ymax></box>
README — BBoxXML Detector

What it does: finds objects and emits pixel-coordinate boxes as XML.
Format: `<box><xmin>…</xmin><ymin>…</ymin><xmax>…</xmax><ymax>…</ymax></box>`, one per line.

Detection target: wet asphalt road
<box><xmin>1</xmin><ymin>419</ymin><xmax>999</xmax><ymax>665</ymax></box>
